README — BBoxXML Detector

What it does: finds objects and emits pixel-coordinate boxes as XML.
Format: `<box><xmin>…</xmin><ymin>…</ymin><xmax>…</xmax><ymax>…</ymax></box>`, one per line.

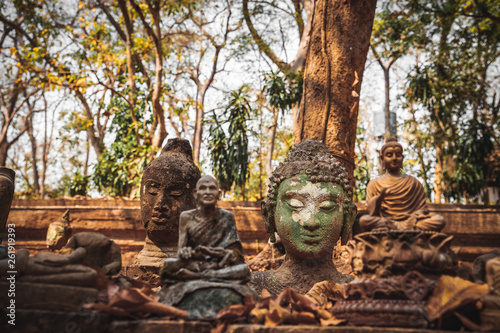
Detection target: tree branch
<box><xmin>242</xmin><ymin>0</ymin><xmax>290</xmax><ymax>71</ymax></box>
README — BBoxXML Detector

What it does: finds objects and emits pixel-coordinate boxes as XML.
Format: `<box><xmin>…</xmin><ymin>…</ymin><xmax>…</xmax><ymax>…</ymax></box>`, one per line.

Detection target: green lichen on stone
<box><xmin>274</xmin><ymin>173</ymin><xmax>346</xmax><ymax>257</ymax></box>
<box><xmin>177</xmin><ymin>288</ymin><xmax>243</xmax><ymax>319</ymax></box>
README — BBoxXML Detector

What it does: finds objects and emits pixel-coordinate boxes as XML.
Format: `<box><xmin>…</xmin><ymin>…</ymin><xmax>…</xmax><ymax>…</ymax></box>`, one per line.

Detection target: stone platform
<box><xmin>2</xmin><ymin>309</ymin><xmax>111</xmax><ymax>333</ymax></box>
<box><xmin>0</xmin><ymin>282</ymin><xmax>99</xmax><ymax>312</ymax></box>
<box><xmin>226</xmin><ymin>325</ymin><xmax>467</xmax><ymax>333</ymax></box>
<box><xmin>2</xmin><ymin>314</ymin><xmax>480</xmax><ymax>333</ymax></box>
<box><xmin>9</xmin><ymin>199</ymin><xmax>500</xmax><ymax>264</ymax></box>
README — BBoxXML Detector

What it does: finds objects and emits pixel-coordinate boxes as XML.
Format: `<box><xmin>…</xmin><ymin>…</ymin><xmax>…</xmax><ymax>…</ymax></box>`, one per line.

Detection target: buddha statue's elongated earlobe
<box><xmin>261</xmin><ymin>200</ymin><xmax>276</xmax><ymax>243</ymax></box>
<box><xmin>341</xmin><ymin>203</ymin><xmax>357</xmax><ymax>245</ymax></box>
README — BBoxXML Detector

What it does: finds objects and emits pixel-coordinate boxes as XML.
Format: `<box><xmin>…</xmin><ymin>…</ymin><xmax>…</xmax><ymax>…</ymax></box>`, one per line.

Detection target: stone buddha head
<box><xmin>140</xmin><ymin>138</ymin><xmax>201</xmax><ymax>246</ymax></box>
<box><xmin>261</xmin><ymin>139</ymin><xmax>357</xmax><ymax>260</ymax></box>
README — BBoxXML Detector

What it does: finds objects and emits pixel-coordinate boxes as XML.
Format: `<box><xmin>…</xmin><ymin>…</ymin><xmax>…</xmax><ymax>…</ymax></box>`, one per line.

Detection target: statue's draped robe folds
<box><xmin>360</xmin><ymin>174</ymin><xmax>445</xmax><ymax>231</ymax></box>
<box><xmin>161</xmin><ymin>207</ymin><xmax>248</xmax><ymax>282</ymax></box>
<box><xmin>181</xmin><ymin>209</ymin><xmax>241</xmax><ymax>252</ymax></box>
<box><xmin>180</xmin><ymin>208</ymin><xmax>243</xmax><ymax>257</ymax></box>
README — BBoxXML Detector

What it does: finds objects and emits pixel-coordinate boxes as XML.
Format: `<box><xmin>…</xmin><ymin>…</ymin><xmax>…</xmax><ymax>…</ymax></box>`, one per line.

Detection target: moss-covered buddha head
<box><xmin>261</xmin><ymin>139</ymin><xmax>357</xmax><ymax>259</ymax></box>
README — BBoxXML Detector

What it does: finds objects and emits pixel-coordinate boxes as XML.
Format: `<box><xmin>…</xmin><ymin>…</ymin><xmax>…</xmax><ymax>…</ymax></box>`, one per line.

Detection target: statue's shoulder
<box><xmin>180</xmin><ymin>209</ymin><xmax>198</xmax><ymax>219</ymax></box>
<box><xmin>217</xmin><ymin>207</ymin><xmax>235</xmax><ymax>219</ymax></box>
<box><xmin>401</xmin><ymin>174</ymin><xmax>423</xmax><ymax>186</ymax></box>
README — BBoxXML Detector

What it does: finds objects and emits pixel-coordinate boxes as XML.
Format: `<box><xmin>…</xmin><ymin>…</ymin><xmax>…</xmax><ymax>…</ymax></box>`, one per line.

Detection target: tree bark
<box><xmin>266</xmin><ymin>107</ymin><xmax>279</xmax><ymax>180</ymax></box>
<box><xmin>27</xmin><ymin>115</ymin><xmax>40</xmax><ymax>196</ymax></box>
<box><xmin>433</xmin><ymin>144</ymin><xmax>443</xmax><ymax>204</ymax></box>
<box><xmin>296</xmin><ymin>0</ymin><xmax>377</xmax><ymax>178</ymax></box>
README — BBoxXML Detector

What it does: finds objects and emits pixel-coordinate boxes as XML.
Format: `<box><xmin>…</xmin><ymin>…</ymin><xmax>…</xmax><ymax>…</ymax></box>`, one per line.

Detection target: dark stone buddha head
<box><xmin>140</xmin><ymin>138</ymin><xmax>201</xmax><ymax>246</ymax></box>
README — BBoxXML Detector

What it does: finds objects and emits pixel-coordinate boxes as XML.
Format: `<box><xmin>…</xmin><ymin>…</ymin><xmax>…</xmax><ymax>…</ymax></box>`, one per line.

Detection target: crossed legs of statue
<box><xmin>161</xmin><ymin>257</ymin><xmax>249</xmax><ymax>283</ymax></box>
<box><xmin>360</xmin><ymin>214</ymin><xmax>445</xmax><ymax>232</ymax></box>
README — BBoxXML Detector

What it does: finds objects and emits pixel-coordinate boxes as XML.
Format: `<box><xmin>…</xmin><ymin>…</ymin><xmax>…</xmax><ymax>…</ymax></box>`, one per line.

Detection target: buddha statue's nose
<box><xmin>301</xmin><ymin>210</ymin><xmax>320</xmax><ymax>231</ymax></box>
<box><xmin>154</xmin><ymin>192</ymin><xmax>171</xmax><ymax>211</ymax></box>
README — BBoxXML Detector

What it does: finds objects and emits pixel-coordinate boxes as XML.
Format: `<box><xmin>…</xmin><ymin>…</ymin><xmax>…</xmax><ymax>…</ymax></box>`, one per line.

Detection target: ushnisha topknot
<box><xmin>262</xmin><ymin>139</ymin><xmax>354</xmax><ymax>242</ymax></box>
<box><xmin>266</xmin><ymin>139</ymin><xmax>352</xmax><ymax>200</ymax></box>
<box><xmin>380</xmin><ymin>136</ymin><xmax>403</xmax><ymax>157</ymax></box>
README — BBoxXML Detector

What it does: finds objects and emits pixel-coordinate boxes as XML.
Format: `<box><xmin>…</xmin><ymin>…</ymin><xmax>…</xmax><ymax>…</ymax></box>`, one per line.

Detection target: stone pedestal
<box><xmin>332</xmin><ymin>230</ymin><xmax>458</xmax><ymax>328</ymax></box>
<box><xmin>160</xmin><ymin>280</ymin><xmax>257</xmax><ymax>319</ymax></box>
<box><xmin>0</xmin><ymin>282</ymin><xmax>99</xmax><ymax>311</ymax></box>
<box><xmin>110</xmin><ymin>319</ymin><xmax>212</xmax><ymax>333</ymax></box>
<box><xmin>2</xmin><ymin>309</ymin><xmax>111</xmax><ymax>333</ymax></box>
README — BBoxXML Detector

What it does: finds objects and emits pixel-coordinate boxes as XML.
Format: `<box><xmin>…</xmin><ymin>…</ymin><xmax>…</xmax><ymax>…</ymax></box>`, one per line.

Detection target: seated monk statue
<box><xmin>359</xmin><ymin>137</ymin><xmax>445</xmax><ymax>232</ymax></box>
<box><xmin>250</xmin><ymin>139</ymin><xmax>357</xmax><ymax>295</ymax></box>
<box><xmin>160</xmin><ymin>175</ymin><xmax>250</xmax><ymax>283</ymax></box>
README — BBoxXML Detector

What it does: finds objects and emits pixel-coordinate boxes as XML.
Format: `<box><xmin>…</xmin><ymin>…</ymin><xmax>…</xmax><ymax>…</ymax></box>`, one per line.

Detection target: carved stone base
<box><xmin>332</xmin><ymin>299</ymin><xmax>428</xmax><ymax>328</ymax></box>
<box><xmin>347</xmin><ymin>230</ymin><xmax>458</xmax><ymax>279</ymax></box>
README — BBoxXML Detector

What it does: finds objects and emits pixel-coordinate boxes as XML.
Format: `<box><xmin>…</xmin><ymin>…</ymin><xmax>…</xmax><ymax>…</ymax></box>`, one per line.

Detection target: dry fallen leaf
<box><xmin>306</xmin><ymin>280</ymin><xmax>345</xmax><ymax>306</ymax></box>
<box><xmin>265</xmin><ymin>299</ymin><xmax>291</xmax><ymax>326</ymax></box>
<box><xmin>109</xmin><ymin>287</ymin><xmax>154</xmax><ymax>308</ymax></box>
<box><xmin>290</xmin><ymin>310</ymin><xmax>316</xmax><ymax>325</ymax></box>
<box><xmin>427</xmin><ymin>275</ymin><xmax>489</xmax><ymax>321</ymax></box>
<box><xmin>261</xmin><ymin>289</ymin><xmax>272</xmax><ymax>299</ymax></box>
<box><xmin>250</xmin><ymin>307</ymin><xmax>269</xmax><ymax>324</ymax></box>
<box><xmin>316</xmin><ymin>308</ymin><xmax>333</xmax><ymax>320</ymax></box>
<box><xmin>84</xmin><ymin>286</ymin><xmax>187</xmax><ymax>319</ymax></box>
<box><xmin>320</xmin><ymin>316</ymin><xmax>346</xmax><ymax>327</ymax></box>
<box><xmin>277</xmin><ymin>288</ymin><xmax>316</xmax><ymax>312</ymax></box>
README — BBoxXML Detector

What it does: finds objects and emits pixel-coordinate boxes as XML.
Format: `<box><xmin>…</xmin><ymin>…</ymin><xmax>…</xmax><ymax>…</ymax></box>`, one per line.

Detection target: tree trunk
<box><xmin>75</xmin><ymin>90</ymin><xmax>104</xmax><ymax>158</ymax></box>
<box><xmin>40</xmin><ymin>108</ymin><xmax>49</xmax><ymax>198</ymax></box>
<box><xmin>192</xmin><ymin>94</ymin><xmax>203</xmax><ymax>165</ymax></box>
<box><xmin>296</xmin><ymin>0</ymin><xmax>377</xmax><ymax>179</ymax></box>
<box><xmin>27</xmin><ymin>116</ymin><xmax>40</xmax><ymax>197</ymax></box>
<box><xmin>266</xmin><ymin>108</ymin><xmax>279</xmax><ymax>181</ymax></box>
<box><xmin>433</xmin><ymin>144</ymin><xmax>444</xmax><ymax>204</ymax></box>
<box><xmin>0</xmin><ymin>140</ymin><xmax>8</xmax><ymax>167</ymax></box>
<box><xmin>383</xmin><ymin>66</ymin><xmax>391</xmax><ymax>137</ymax></box>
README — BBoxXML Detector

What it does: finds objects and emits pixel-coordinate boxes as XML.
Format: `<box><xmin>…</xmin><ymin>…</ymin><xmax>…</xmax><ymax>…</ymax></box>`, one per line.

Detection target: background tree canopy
<box><xmin>1</xmin><ymin>0</ymin><xmax>498</xmax><ymax>203</ymax></box>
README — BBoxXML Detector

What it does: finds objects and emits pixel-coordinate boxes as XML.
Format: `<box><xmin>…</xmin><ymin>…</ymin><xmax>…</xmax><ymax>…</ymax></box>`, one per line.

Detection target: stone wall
<box><xmin>7</xmin><ymin>199</ymin><xmax>500</xmax><ymax>263</ymax></box>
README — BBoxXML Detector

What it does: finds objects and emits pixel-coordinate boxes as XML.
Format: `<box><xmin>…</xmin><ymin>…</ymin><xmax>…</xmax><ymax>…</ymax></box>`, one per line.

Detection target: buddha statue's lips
<box><xmin>151</xmin><ymin>213</ymin><xmax>172</xmax><ymax>224</ymax></box>
<box><xmin>301</xmin><ymin>233</ymin><xmax>321</xmax><ymax>243</ymax></box>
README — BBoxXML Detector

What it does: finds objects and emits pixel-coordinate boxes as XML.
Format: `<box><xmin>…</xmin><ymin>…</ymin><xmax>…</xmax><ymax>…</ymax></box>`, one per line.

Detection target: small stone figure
<box><xmin>135</xmin><ymin>138</ymin><xmax>201</xmax><ymax>267</ymax></box>
<box><xmin>160</xmin><ymin>175</ymin><xmax>250</xmax><ymax>283</ymax></box>
<box><xmin>46</xmin><ymin>209</ymin><xmax>72</xmax><ymax>251</ymax></box>
<box><xmin>250</xmin><ymin>139</ymin><xmax>357</xmax><ymax>295</ymax></box>
<box><xmin>65</xmin><ymin>232</ymin><xmax>122</xmax><ymax>275</ymax></box>
<box><xmin>360</xmin><ymin>137</ymin><xmax>445</xmax><ymax>232</ymax></box>
<box><xmin>159</xmin><ymin>176</ymin><xmax>254</xmax><ymax>319</ymax></box>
